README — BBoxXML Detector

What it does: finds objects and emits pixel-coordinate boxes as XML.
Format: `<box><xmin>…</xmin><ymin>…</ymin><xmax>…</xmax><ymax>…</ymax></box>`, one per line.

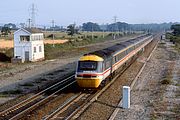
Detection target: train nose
<box><xmin>76</xmin><ymin>78</ymin><xmax>101</xmax><ymax>88</ymax></box>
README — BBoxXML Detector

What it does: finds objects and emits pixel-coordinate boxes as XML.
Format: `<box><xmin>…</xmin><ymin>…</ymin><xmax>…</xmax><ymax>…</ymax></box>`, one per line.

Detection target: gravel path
<box><xmin>114</xmin><ymin>40</ymin><xmax>180</xmax><ymax>120</ymax></box>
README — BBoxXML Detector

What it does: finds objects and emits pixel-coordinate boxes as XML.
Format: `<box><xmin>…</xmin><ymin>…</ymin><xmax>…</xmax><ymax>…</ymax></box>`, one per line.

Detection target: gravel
<box><xmin>114</xmin><ymin>39</ymin><xmax>180</xmax><ymax>120</ymax></box>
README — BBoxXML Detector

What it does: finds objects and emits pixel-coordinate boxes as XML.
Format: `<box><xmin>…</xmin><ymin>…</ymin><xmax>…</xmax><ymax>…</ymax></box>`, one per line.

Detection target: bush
<box><xmin>0</xmin><ymin>52</ymin><xmax>11</xmax><ymax>62</ymax></box>
<box><xmin>94</xmin><ymin>35</ymin><xmax>98</xmax><ymax>38</ymax></box>
<box><xmin>160</xmin><ymin>78</ymin><xmax>172</xmax><ymax>85</ymax></box>
<box><xmin>47</xmin><ymin>34</ymin><xmax>53</xmax><ymax>38</ymax></box>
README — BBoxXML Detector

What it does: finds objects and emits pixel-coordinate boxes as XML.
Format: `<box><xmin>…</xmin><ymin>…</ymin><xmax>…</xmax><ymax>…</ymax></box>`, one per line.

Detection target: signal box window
<box><xmin>39</xmin><ymin>46</ymin><xmax>42</xmax><ymax>52</ymax></box>
<box><xmin>20</xmin><ymin>36</ymin><xmax>30</xmax><ymax>42</ymax></box>
<box><xmin>34</xmin><ymin>47</ymin><xmax>36</xmax><ymax>53</ymax></box>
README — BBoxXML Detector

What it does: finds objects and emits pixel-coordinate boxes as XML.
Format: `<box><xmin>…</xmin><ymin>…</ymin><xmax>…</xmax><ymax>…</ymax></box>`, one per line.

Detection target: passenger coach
<box><xmin>75</xmin><ymin>34</ymin><xmax>153</xmax><ymax>88</ymax></box>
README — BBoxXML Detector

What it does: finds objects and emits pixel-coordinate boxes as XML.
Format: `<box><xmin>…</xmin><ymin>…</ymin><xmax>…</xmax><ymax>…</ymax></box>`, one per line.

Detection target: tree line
<box><xmin>0</xmin><ymin>22</ymin><xmax>175</xmax><ymax>37</ymax></box>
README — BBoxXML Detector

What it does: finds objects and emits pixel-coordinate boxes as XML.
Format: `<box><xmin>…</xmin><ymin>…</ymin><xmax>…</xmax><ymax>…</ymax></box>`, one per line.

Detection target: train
<box><xmin>75</xmin><ymin>34</ymin><xmax>153</xmax><ymax>88</ymax></box>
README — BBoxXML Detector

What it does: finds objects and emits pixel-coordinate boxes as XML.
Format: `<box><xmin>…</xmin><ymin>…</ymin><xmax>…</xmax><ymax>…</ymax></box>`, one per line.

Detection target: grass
<box><xmin>151</xmin><ymin>114</ymin><xmax>157</xmax><ymax>120</ymax></box>
<box><xmin>19</xmin><ymin>83</ymin><xmax>34</xmax><ymax>87</ymax></box>
<box><xmin>44</xmin><ymin>31</ymin><xmax>112</xmax><ymax>40</ymax></box>
<box><xmin>0</xmin><ymin>93</ymin><xmax>9</xmax><ymax>97</ymax></box>
<box><xmin>44</xmin><ymin>34</ymin><xmax>114</xmax><ymax>59</ymax></box>
<box><xmin>160</xmin><ymin>67</ymin><xmax>173</xmax><ymax>85</ymax></box>
<box><xmin>1</xmin><ymin>89</ymin><xmax>23</xmax><ymax>95</ymax></box>
<box><xmin>158</xmin><ymin>43</ymin><xmax>166</xmax><ymax>48</ymax></box>
<box><xmin>166</xmin><ymin>33</ymin><xmax>180</xmax><ymax>52</ymax></box>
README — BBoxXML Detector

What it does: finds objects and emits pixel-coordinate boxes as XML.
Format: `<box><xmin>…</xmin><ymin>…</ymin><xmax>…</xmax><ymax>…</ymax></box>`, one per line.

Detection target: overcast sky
<box><xmin>0</xmin><ymin>0</ymin><xmax>179</xmax><ymax>26</ymax></box>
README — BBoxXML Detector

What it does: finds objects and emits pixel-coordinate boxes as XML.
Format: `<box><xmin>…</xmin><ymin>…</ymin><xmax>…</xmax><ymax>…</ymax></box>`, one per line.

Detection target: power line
<box><xmin>29</xmin><ymin>3</ymin><xmax>37</xmax><ymax>28</ymax></box>
<box><xmin>113</xmin><ymin>16</ymin><xmax>117</xmax><ymax>25</ymax></box>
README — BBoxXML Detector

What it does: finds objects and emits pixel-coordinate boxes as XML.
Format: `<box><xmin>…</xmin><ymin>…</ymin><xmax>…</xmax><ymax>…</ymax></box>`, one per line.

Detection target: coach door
<box><xmin>25</xmin><ymin>51</ymin><xmax>29</xmax><ymax>62</ymax></box>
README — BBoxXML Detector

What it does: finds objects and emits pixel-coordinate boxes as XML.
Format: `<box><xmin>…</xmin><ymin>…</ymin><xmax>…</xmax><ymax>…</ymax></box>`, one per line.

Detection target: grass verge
<box><xmin>0</xmin><ymin>89</ymin><xmax>23</xmax><ymax>95</ymax></box>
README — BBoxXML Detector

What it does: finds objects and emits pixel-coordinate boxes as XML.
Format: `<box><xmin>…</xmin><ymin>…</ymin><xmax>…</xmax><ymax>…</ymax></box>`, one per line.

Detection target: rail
<box><xmin>0</xmin><ymin>75</ymin><xmax>75</xmax><ymax>120</ymax></box>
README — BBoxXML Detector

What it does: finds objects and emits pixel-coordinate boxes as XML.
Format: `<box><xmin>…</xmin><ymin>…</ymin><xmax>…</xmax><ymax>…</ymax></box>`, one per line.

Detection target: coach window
<box><xmin>115</xmin><ymin>56</ymin><xmax>118</xmax><ymax>62</ymax></box>
<box><xmin>114</xmin><ymin>56</ymin><xmax>116</xmax><ymax>63</ymax></box>
<box><xmin>105</xmin><ymin>60</ymin><xmax>111</xmax><ymax>69</ymax></box>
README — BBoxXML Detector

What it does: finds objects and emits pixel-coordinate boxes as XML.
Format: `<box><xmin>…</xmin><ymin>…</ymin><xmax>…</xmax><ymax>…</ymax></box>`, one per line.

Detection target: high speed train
<box><xmin>75</xmin><ymin>34</ymin><xmax>153</xmax><ymax>88</ymax></box>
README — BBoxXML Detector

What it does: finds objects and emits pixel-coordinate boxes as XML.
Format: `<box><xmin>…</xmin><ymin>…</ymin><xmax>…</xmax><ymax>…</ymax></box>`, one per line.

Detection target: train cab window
<box><xmin>78</xmin><ymin>61</ymin><xmax>97</xmax><ymax>71</ymax></box>
<box><xmin>118</xmin><ymin>52</ymin><xmax>124</xmax><ymax>60</ymax></box>
<box><xmin>127</xmin><ymin>47</ymin><xmax>133</xmax><ymax>54</ymax></box>
<box><xmin>97</xmin><ymin>62</ymin><xmax>103</xmax><ymax>72</ymax></box>
<box><xmin>126</xmin><ymin>48</ymin><xmax>130</xmax><ymax>54</ymax></box>
<box><xmin>133</xmin><ymin>46</ymin><xmax>135</xmax><ymax>50</ymax></box>
<box><xmin>135</xmin><ymin>44</ymin><xmax>139</xmax><ymax>48</ymax></box>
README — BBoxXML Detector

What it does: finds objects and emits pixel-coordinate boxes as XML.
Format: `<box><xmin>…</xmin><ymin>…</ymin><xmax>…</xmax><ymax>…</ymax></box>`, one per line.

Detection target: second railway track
<box><xmin>0</xmin><ymin>75</ymin><xmax>76</xmax><ymax>120</ymax></box>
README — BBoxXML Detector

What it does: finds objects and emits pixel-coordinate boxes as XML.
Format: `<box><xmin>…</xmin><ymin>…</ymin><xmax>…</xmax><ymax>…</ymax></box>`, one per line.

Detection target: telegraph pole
<box><xmin>51</xmin><ymin>20</ymin><xmax>55</xmax><ymax>47</ymax></box>
<box><xmin>102</xmin><ymin>23</ymin><xmax>105</xmax><ymax>38</ymax></box>
<box><xmin>91</xmin><ymin>24</ymin><xmax>94</xmax><ymax>40</ymax></box>
<box><xmin>27</xmin><ymin>18</ymin><xmax>32</xmax><ymax>28</ymax></box>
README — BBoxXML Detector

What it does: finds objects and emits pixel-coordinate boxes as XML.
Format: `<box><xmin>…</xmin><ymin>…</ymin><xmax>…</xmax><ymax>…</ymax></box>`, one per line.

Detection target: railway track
<box><xmin>43</xmin><ymin>54</ymin><xmax>138</xmax><ymax>120</ymax></box>
<box><xmin>0</xmin><ymin>35</ymin><xmax>157</xmax><ymax>120</ymax></box>
<box><xmin>0</xmin><ymin>75</ymin><xmax>75</xmax><ymax>120</ymax></box>
<box><xmin>109</xmin><ymin>37</ymin><xmax>159</xmax><ymax>120</ymax></box>
<box><xmin>44</xmin><ymin>36</ymin><xmax>159</xmax><ymax>120</ymax></box>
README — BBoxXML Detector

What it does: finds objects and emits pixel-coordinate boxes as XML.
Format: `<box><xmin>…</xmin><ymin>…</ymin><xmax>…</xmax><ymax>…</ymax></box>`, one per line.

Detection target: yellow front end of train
<box><xmin>75</xmin><ymin>55</ymin><xmax>104</xmax><ymax>88</ymax></box>
<box><xmin>76</xmin><ymin>78</ymin><xmax>102</xmax><ymax>88</ymax></box>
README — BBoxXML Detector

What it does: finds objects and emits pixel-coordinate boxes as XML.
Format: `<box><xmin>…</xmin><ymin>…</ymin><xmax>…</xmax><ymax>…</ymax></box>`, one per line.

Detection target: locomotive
<box><xmin>75</xmin><ymin>34</ymin><xmax>153</xmax><ymax>88</ymax></box>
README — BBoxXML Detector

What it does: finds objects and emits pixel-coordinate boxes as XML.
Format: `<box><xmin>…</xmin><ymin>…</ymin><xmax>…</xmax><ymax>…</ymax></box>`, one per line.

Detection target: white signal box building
<box><xmin>14</xmin><ymin>28</ymin><xmax>45</xmax><ymax>62</ymax></box>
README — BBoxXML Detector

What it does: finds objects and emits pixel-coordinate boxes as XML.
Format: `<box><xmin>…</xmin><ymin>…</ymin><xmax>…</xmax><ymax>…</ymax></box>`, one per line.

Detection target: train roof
<box><xmin>85</xmin><ymin>34</ymin><xmax>150</xmax><ymax>60</ymax></box>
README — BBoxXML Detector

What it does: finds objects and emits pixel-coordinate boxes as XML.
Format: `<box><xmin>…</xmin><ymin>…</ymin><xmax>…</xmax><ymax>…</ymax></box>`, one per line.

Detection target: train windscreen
<box><xmin>78</xmin><ymin>61</ymin><xmax>97</xmax><ymax>71</ymax></box>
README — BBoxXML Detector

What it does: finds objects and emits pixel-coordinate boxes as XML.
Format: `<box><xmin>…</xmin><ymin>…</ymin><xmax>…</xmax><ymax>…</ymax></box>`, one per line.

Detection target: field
<box><xmin>43</xmin><ymin>31</ymin><xmax>113</xmax><ymax>40</ymax></box>
<box><xmin>0</xmin><ymin>39</ymin><xmax>68</xmax><ymax>49</ymax></box>
<box><xmin>0</xmin><ymin>31</ymin><xmax>115</xmax><ymax>49</ymax></box>
<box><xmin>0</xmin><ymin>31</ymin><xmax>140</xmax><ymax>61</ymax></box>
<box><xmin>0</xmin><ymin>40</ymin><xmax>14</xmax><ymax>48</ymax></box>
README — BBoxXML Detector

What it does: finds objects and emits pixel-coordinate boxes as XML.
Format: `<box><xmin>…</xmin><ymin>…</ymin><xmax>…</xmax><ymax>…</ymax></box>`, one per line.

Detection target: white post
<box><xmin>123</xmin><ymin>86</ymin><xmax>130</xmax><ymax>109</ymax></box>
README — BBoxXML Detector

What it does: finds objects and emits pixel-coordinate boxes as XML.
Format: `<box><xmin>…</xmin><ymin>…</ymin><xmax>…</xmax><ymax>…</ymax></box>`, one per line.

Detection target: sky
<box><xmin>0</xmin><ymin>0</ymin><xmax>179</xmax><ymax>26</ymax></box>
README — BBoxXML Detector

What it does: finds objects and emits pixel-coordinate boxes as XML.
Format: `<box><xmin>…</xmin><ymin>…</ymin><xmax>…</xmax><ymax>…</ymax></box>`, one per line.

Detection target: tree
<box><xmin>1</xmin><ymin>27</ymin><xmax>11</xmax><ymax>36</ymax></box>
<box><xmin>171</xmin><ymin>24</ymin><xmax>180</xmax><ymax>35</ymax></box>
<box><xmin>19</xmin><ymin>23</ymin><xmax>26</xmax><ymax>28</ymax></box>
<box><xmin>4</xmin><ymin>23</ymin><xmax>17</xmax><ymax>30</ymax></box>
<box><xmin>82</xmin><ymin>22</ymin><xmax>101</xmax><ymax>31</ymax></box>
<box><xmin>107</xmin><ymin>22</ymin><xmax>129</xmax><ymax>32</ymax></box>
<box><xmin>67</xmin><ymin>24</ymin><xmax>78</xmax><ymax>36</ymax></box>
